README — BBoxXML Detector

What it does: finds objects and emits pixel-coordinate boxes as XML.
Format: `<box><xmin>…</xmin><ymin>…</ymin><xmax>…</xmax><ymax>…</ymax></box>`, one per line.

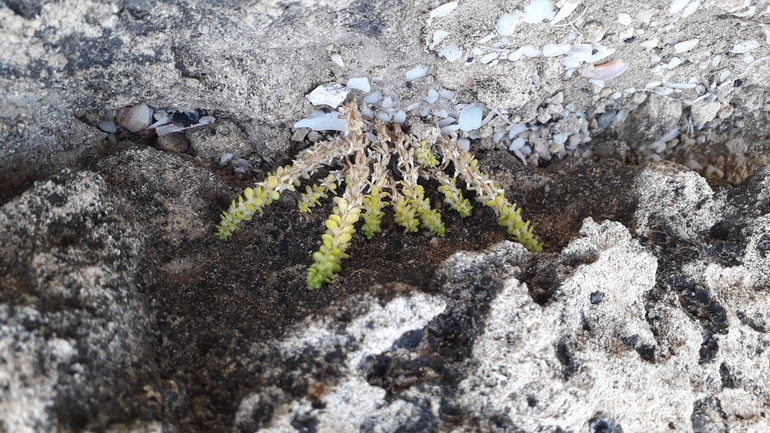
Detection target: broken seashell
<box><xmin>542</xmin><ymin>43</ymin><xmax>571</xmax><ymax>57</ymax></box>
<box><xmin>674</xmin><ymin>38</ymin><xmax>698</xmax><ymax>53</ymax></box>
<box><xmin>116</xmin><ymin>103</ymin><xmax>152</xmax><ymax>133</ymax></box>
<box><xmin>669</xmin><ymin>0</ymin><xmax>689</xmax><ymax>14</ymax></box>
<box><xmin>729</xmin><ymin>40</ymin><xmax>759</xmax><ymax>54</ymax></box>
<box><xmin>496</xmin><ymin>12</ymin><xmax>525</xmax><ymax>36</ymax></box>
<box><xmin>581</xmin><ymin>60</ymin><xmax>629</xmax><ymax>81</ymax></box>
<box><xmin>306</xmin><ymin>83</ymin><xmax>349</xmax><ymax>108</ymax></box>
<box><xmin>440</xmin><ymin>43</ymin><xmax>462</xmax><ymax>62</ymax></box>
<box><xmin>551</xmin><ymin>2</ymin><xmax>579</xmax><ymax>26</ymax></box>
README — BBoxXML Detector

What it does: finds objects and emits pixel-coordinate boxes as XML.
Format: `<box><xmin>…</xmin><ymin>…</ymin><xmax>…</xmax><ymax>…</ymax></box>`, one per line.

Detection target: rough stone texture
<box><xmin>3</xmin><ymin>0</ymin><xmax>770</xmax><ymax>432</ymax></box>
<box><xmin>2</xmin><ymin>147</ymin><xmax>770</xmax><ymax>432</ymax></box>
<box><xmin>617</xmin><ymin>93</ymin><xmax>683</xmax><ymax>150</ymax></box>
<box><xmin>0</xmin><ymin>170</ymin><xmax>174</xmax><ymax>432</ymax></box>
<box><xmin>232</xmin><ymin>164</ymin><xmax>770</xmax><ymax>431</ymax></box>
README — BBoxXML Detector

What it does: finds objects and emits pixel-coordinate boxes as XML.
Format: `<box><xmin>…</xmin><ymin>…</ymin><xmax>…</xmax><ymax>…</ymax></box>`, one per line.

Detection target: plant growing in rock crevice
<box><xmin>216</xmin><ymin>100</ymin><xmax>542</xmax><ymax>289</ymax></box>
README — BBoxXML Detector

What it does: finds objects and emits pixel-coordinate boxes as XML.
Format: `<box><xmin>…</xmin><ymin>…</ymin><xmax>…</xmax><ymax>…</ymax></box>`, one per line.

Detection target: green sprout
<box><xmin>216</xmin><ymin>100</ymin><xmax>542</xmax><ymax>289</ymax></box>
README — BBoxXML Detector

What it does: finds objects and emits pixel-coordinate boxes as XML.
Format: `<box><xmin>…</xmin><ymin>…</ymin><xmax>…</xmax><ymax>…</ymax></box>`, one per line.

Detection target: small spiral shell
<box><xmin>116</xmin><ymin>103</ymin><xmax>152</xmax><ymax>132</ymax></box>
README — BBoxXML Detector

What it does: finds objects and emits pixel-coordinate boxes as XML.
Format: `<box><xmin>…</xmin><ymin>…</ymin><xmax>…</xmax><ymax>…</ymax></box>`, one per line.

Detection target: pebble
<box><xmin>156</xmin><ymin>133</ymin><xmax>189</xmax><ymax>153</ymax></box>
<box><xmin>597</xmin><ymin>110</ymin><xmax>617</xmax><ymax>128</ymax></box>
<box><xmin>99</xmin><ymin>120</ymin><xmax>117</xmax><ymax>134</ymax></box>
<box><xmin>717</xmin><ymin>104</ymin><xmax>735</xmax><ymax>119</ymax></box>
<box><xmin>691</xmin><ymin>102</ymin><xmax>721</xmax><ymax>126</ymax></box>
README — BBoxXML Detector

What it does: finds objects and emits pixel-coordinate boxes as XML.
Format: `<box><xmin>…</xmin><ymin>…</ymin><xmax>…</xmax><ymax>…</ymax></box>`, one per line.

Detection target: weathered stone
<box><xmin>617</xmin><ymin>94</ymin><xmax>683</xmax><ymax>150</ymax></box>
<box><xmin>3</xmin><ymin>0</ymin><xmax>770</xmax><ymax>431</ymax></box>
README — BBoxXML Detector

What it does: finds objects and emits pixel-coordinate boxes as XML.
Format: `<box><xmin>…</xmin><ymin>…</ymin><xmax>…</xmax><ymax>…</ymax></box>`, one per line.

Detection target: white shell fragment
<box><xmin>635</xmin><ymin>9</ymin><xmax>655</xmax><ymax>24</ymax></box>
<box><xmin>363</xmin><ymin>92</ymin><xmax>381</xmax><ymax>104</ymax></box>
<box><xmin>293</xmin><ymin>111</ymin><xmax>347</xmax><ymax>132</ymax></box>
<box><xmin>581</xmin><ymin>60</ymin><xmax>629</xmax><ymax>81</ymax></box>
<box><xmin>405</xmin><ymin>66</ymin><xmax>429</xmax><ymax>80</ymax></box>
<box><xmin>523</xmin><ymin>0</ymin><xmax>555</xmax><ymax>24</ymax></box>
<box><xmin>233</xmin><ymin>158</ymin><xmax>251</xmax><ymax>174</ymax></box>
<box><xmin>346</xmin><ymin>77</ymin><xmax>371</xmax><ymax>92</ymax></box>
<box><xmin>432</xmin><ymin>30</ymin><xmax>450</xmax><ymax>47</ymax></box>
<box><xmin>458</xmin><ymin>105</ymin><xmax>483</xmax><ymax>131</ymax></box>
<box><xmin>669</xmin><ymin>0</ymin><xmax>689</xmax><ymax>14</ymax></box>
<box><xmin>587</xmin><ymin>43</ymin><xmax>616</xmax><ymax>62</ymax></box>
<box><xmin>509</xmin><ymin>124</ymin><xmax>527</xmax><ymax>137</ymax></box>
<box><xmin>440</xmin><ymin>43</ymin><xmax>463</xmax><ymax>62</ymax></box>
<box><xmin>153</xmin><ymin>113</ymin><xmax>214</xmax><ymax>137</ymax></box>
<box><xmin>478</xmin><ymin>33</ymin><xmax>495</xmax><ymax>44</ymax></box>
<box><xmin>674</xmin><ymin>38</ymin><xmax>698</xmax><ymax>52</ymax></box>
<box><xmin>588</xmin><ymin>79</ymin><xmax>605</xmax><ymax>88</ymax></box>
<box><xmin>617</xmin><ymin>13</ymin><xmax>633</xmax><ymax>26</ymax></box>
<box><xmin>424</xmin><ymin>88</ymin><xmax>439</xmax><ymax>104</ymax></box>
<box><xmin>681</xmin><ymin>0</ymin><xmax>700</xmax><ymax>17</ymax></box>
<box><xmin>509</xmin><ymin>137</ymin><xmax>526</xmax><ymax>151</ymax></box>
<box><xmin>663</xmin><ymin>82</ymin><xmax>696</xmax><ymax>89</ymax></box>
<box><xmin>522</xmin><ymin>46</ymin><xmax>542</xmax><ymax>57</ymax></box>
<box><xmin>730</xmin><ymin>40</ymin><xmax>759</xmax><ymax>53</ymax></box>
<box><xmin>440</xmin><ymin>124</ymin><xmax>460</xmax><ymax>136</ymax></box>
<box><xmin>480</xmin><ymin>52</ymin><xmax>499</xmax><ymax>63</ymax></box>
<box><xmin>508</xmin><ymin>47</ymin><xmax>524</xmax><ymax>61</ymax></box>
<box><xmin>542</xmin><ymin>43</ymin><xmax>571</xmax><ymax>57</ymax></box>
<box><xmin>496</xmin><ymin>12</ymin><xmax>525</xmax><ymax>36</ymax></box>
<box><xmin>429</xmin><ymin>1</ymin><xmax>458</xmax><ymax>19</ymax></box>
<box><xmin>551</xmin><ymin>2</ymin><xmax>579</xmax><ymax>26</ymax></box>
<box><xmin>331</xmin><ymin>54</ymin><xmax>344</xmax><ymax>67</ymax></box>
<box><xmin>306</xmin><ymin>83</ymin><xmax>349</xmax><ymax>108</ymax></box>
<box><xmin>650</xmin><ymin>127</ymin><xmax>681</xmax><ymax>152</ymax></box>
<box><xmin>565</xmin><ymin>44</ymin><xmax>592</xmax><ymax>62</ymax></box>
<box><xmin>663</xmin><ymin>57</ymin><xmax>683</xmax><ymax>69</ymax></box>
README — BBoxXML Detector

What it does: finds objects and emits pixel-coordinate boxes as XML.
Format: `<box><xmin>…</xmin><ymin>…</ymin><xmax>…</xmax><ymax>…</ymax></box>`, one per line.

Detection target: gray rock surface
<box><xmin>0</xmin><ymin>170</ymin><xmax>174</xmax><ymax>432</ymax></box>
<box><xmin>232</xmin><ymin>196</ymin><xmax>770</xmax><ymax>432</ymax></box>
<box><xmin>2</xmin><ymin>0</ymin><xmax>770</xmax><ymax>432</ymax></box>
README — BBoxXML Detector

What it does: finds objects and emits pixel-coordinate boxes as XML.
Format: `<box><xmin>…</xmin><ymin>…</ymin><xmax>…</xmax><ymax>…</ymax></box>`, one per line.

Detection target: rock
<box><xmin>225</xmin><ymin>162</ymin><xmax>770</xmax><ymax>432</ymax></box>
<box><xmin>4</xmin><ymin>142</ymin><xmax>770</xmax><ymax>432</ymax></box>
<box><xmin>186</xmin><ymin>119</ymin><xmax>249</xmax><ymax>161</ymax></box>
<box><xmin>156</xmin><ymin>132</ymin><xmax>189</xmax><ymax>153</ymax></box>
<box><xmin>0</xmin><ymin>170</ymin><xmax>170</xmax><ymax>432</ymax></box>
<box><xmin>2</xmin><ymin>0</ymin><xmax>770</xmax><ymax>431</ymax></box>
<box><xmin>617</xmin><ymin>94</ymin><xmax>683</xmax><ymax>150</ymax></box>
<box><xmin>691</xmin><ymin>101</ymin><xmax>722</xmax><ymax>126</ymax></box>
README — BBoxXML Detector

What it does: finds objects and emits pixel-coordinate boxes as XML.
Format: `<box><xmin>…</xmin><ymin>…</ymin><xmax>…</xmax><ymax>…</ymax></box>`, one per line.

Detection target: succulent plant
<box><xmin>216</xmin><ymin>100</ymin><xmax>542</xmax><ymax>289</ymax></box>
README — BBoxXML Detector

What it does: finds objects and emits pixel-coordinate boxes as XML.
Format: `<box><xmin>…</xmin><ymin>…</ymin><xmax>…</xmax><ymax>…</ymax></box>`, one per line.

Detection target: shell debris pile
<box><xmin>291</xmin><ymin>0</ymin><xmax>770</xmax><ymax>177</ymax></box>
<box><xmin>98</xmin><ymin>103</ymin><xmax>215</xmax><ymax>140</ymax></box>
